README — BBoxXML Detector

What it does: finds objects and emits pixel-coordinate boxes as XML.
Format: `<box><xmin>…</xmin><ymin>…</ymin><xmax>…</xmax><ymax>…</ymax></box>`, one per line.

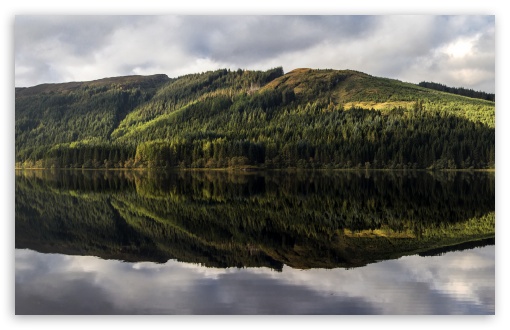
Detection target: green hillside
<box><xmin>15</xmin><ymin>67</ymin><xmax>495</xmax><ymax>170</ymax></box>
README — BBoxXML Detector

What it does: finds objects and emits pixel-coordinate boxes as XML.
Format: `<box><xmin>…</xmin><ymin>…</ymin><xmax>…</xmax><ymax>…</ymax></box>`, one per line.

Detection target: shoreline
<box><xmin>14</xmin><ymin>167</ymin><xmax>496</xmax><ymax>173</ymax></box>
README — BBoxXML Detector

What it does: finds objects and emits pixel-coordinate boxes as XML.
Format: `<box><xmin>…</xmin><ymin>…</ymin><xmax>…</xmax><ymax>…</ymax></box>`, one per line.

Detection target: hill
<box><xmin>15</xmin><ymin>67</ymin><xmax>495</xmax><ymax>169</ymax></box>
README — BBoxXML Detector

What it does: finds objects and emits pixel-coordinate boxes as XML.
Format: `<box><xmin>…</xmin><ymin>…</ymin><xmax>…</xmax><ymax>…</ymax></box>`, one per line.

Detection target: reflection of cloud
<box><xmin>15</xmin><ymin>15</ymin><xmax>494</xmax><ymax>93</ymax></box>
<box><xmin>15</xmin><ymin>246</ymin><xmax>494</xmax><ymax>315</ymax></box>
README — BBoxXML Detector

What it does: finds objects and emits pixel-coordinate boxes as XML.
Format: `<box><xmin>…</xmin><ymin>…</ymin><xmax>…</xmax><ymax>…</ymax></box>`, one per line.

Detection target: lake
<box><xmin>15</xmin><ymin>169</ymin><xmax>495</xmax><ymax>314</ymax></box>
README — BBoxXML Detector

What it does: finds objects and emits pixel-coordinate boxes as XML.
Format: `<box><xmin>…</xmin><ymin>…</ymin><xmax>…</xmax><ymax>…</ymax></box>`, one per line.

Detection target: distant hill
<box><xmin>15</xmin><ymin>74</ymin><xmax>170</xmax><ymax>97</ymax></box>
<box><xmin>418</xmin><ymin>81</ymin><xmax>495</xmax><ymax>102</ymax></box>
<box><xmin>15</xmin><ymin>67</ymin><xmax>495</xmax><ymax>170</ymax></box>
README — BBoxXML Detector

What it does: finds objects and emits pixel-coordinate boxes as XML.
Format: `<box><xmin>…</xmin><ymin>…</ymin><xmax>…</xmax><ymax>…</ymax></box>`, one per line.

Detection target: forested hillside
<box><xmin>15</xmin><ymin>67</ymin><xmax>495</xmax><ymax>169</ymax></box>
<box><xmin>418</xmin><ymin>81</ymin><xmax>495</xmax><ymax>102</ymax></box>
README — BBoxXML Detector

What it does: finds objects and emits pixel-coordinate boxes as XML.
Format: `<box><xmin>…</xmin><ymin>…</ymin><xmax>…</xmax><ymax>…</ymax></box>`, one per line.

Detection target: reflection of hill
<box><xmin>418</xmin><ymin>237</ymin><xmax>495</xmax><ymax>257</ymax></box>
<box><xmin>15</xmin><ymin>170</ymin><xmax>495</xmax><ymax>270</ymax></box>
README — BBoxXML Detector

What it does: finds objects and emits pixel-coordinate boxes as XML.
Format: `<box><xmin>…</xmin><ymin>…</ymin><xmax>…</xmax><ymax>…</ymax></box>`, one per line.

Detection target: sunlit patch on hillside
<box><xmin>343</xmin><ymin>101</ymin><xmax>415</xmax><ymax>111</ymax></box>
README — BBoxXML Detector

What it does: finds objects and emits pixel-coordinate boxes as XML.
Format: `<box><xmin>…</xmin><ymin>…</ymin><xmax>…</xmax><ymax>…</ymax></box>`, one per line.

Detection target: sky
<box><xmin>14</xmin><ymin>15</ymin><xmax>495</xmax><ymax>93</ymax></box>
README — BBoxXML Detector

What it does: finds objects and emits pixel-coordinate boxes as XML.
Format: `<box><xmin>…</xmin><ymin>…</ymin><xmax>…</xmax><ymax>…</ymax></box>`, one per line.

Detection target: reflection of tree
<box><xmin>15</xmin><ymin>170</ymin><xmax>495</xmax><ymax>270</ymax></box>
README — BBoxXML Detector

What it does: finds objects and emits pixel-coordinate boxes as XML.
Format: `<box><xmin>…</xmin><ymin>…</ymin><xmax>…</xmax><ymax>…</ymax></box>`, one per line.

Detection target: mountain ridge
<box><xmin>15</xmin><ymin>67</ymin><xmax>495</xmax><ymax>170</ymax></box>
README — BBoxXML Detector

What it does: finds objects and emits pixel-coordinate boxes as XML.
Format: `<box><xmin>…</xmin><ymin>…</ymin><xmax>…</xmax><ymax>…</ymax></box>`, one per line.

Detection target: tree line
<box><xmin>418</xmin><ymin>81</ymin><xmax>495</xmax><ymax>102</ymax></box>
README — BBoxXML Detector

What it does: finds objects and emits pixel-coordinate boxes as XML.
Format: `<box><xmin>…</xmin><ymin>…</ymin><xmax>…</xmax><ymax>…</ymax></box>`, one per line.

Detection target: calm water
<box><xmin>15</xmin><ymin>169</ymin><xmax>495</xmax><ymax>314</ymax></box>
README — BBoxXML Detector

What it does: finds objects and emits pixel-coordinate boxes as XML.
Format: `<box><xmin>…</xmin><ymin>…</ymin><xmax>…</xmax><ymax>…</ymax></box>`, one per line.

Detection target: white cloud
<box><xmin>444</xmin><ymin>36</ymin><xmax>477</xmax><ymax>58</ymax></box>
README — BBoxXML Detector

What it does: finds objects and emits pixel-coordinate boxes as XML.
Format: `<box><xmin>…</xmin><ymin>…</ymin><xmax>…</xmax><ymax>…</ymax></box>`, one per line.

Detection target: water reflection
<box><xmin>15</xmin><ymin>169</ymin><xmax>495</xmax><ymax>314</ymax></box>
<box><xmin>15</xmin><ymin>170</ymin><xmax>495</xmax><ymax>270</ymax></box>
<box><xmin>15</xmin><ymin>246</ymin><xmax>494</xmax><ymax>314</ymax></box>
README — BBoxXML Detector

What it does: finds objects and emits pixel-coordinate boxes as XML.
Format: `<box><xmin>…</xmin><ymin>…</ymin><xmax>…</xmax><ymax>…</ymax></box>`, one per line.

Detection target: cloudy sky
<box><xmin>14</xmin><ymin>15</ymin><xmax>495</xmax><ymax>93</ymax></box>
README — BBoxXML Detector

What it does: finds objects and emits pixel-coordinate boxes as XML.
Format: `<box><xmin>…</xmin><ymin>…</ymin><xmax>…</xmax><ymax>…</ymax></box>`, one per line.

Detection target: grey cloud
<box><xmin>14</xmin><ymin>16</ymin><xmax>155</xmax><ymax>86</ymax></box>
<box><xmin>14</xmin><ymin>15</ymin><xmax>495</xmax><ymax>92</ymax></box>
<box><xmin>178</xmin><ymin>16</ymin><xmax>379</xmax><ymax>65</ymax></box>
<box><xmin>15</xmin><ymin>278</ymin><xmax>124</xmax><ymax>315</ymax></box>
<box><xmin>15</xmin><ymin>61</ymin><xmax>60</xmax><ymax>87</ymax></box>
<box><xmin>15</xmin><ymin>16</ymin><xmax>149</xmax><ymax>56</ymax></box>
